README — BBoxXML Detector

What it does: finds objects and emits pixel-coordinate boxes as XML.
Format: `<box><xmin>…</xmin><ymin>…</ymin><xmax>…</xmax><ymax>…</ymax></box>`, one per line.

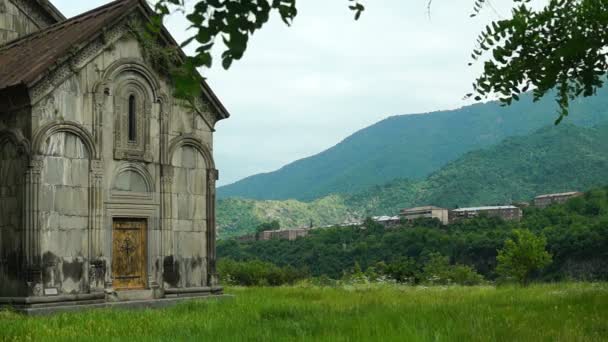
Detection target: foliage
<box><xmin>217</xmin><ymin>195</ymin><xmax>356</xmax><ymax>238</ymax></box>
<box><xmin>415</xmin><ymin>253</ymin><xmax>482</xmax><ymax>286</ymax></box>
<box><xmin>218</xmin><ymin>186</ymin><xmax>608</xmax><ymax>282</ymax></box>
<box><xmin>255</xmin><ymin>220</ymin><xmax>280</xmax><ymax>235</ymax></box>
<box><xmin>218</xmin><ymin>123</ymin><xmax>608</xmax><ymax>236</ymax></box>
<box><xmin>496</xmin><ymin>229</ymin><xmax>553</xmax><ymax>286</ymax></box>
<box><xmin>1</xmin><ymin>284</ymin><xmax>607</xmax><ymax>340</ymax></box>
<box><xmin>219</xmin><ymin>95</ymin><xmax>608</xmax><ymax>202</ymax></box>
<box><xmin>150</xmin><ymin>0</ymin><xmax>608</xmax><ymax>122</ymax></box>
<box><xmin>128</xmin><ymin>19</ymin><xmax>180</xmax><ymax>77</ymax></box>
<box><xmin>469</xmin><ymin>0</ymin><xmax>608</xmax><ymax>123</ymax></box>
<box><xmin>218</xmin><ymin>259</ymin><xmax>307</xmax><ymax>286</ymax></box>
<box><xmin>154</xmin><ymin>0</ymin><xmax>363</xmax><ymax>67</ymax></box>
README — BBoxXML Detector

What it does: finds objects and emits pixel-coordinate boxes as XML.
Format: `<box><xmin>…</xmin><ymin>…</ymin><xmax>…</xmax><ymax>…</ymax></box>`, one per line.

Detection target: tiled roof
<box><xmin>452</xmin><ymin>206</ymin><xmax>518</xmax><ymax>212</ymax></box>
<box><xmin>401</xmin><ymin>206</ymin><xmax>445</xmax><ymax>213</ymax></box>
<box><xmin>0</xmin><ymin>0</ymin><xmax>136</xmax><ymax>91</ymax></box>
<box><xmin>0</xmin><ymin>0</ymin><xmax>229</xmax><ymax>119</ymax></box>
<box><xmin>534</xmin><ymin>192</ymin><xmax>582</xmax><ymax>199</ymax></box>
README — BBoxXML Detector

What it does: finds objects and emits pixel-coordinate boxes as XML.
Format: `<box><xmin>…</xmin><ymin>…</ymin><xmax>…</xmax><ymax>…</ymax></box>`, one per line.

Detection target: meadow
<box><xmin>0</xmin><ymin>283</ymin><xmax>607</xmax><ymax>341</ymax></box>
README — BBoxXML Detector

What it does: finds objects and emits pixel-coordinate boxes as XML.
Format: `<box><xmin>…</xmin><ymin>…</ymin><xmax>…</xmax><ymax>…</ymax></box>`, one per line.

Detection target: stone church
<box><xmin>0</xmin><ymin>0</ymin><xmax>229</xmax><ymax>310</ymax></box>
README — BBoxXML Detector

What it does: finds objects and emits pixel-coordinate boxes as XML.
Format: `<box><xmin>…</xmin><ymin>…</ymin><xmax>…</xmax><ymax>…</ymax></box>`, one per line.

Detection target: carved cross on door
<box><xmin>120</xmin><ymin>236</ymin><xmax>136</xmax><ymax>274</ymax></box>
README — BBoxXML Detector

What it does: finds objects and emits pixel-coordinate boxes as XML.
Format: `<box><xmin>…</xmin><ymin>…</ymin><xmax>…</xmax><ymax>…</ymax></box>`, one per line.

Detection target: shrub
<box><xmin>496</xmin><ymin>229</ymin><xmax>553</xmax><ymax>286</ymax></box>
<box><xmin>496</xmin><ymin>229</ymin><xmax>552</xmax><ymax>286</ymax></box>
<box><xmin>450</xmin><ymin>265</ymin><xmax>486</xmax><ymax>286</ymax></box>
<box><xmin>420</xmin><ymin>253</ymin><xmax>486</xmax><ymax>286</ymax></box>
<box><xmin>218</xmin><ymin>259</ymin><xmax>308</xmax><ymax>286</ymax></box>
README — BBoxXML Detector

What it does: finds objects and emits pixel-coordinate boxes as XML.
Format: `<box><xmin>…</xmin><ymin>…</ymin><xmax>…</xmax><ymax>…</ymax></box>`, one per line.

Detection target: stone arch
<box><xmin>36</xmin><ymin>125</ymin><xmax>93</xmax><ymax>294</ymax></box>
<box><xmin>166</xmin><ymin>136</ymin><xmax>215</xmax><ymax>170</ymax></box>
<box><xmin>32</xmin><ymin>121</ymin><xmax>97</xmax><ymax>160</ymax></box>
<box><xmin>99</xmin><ymin>58</ymin><xmax>161</xmax><ymax>99</ymax></box>
<box><xmin>166</xmin><ymin>137</ymin><xmax>214</xmax><ymax>288</ymax></box>
<box><xmin>103</xmin><ymin>59</ymin><xmax>159</xmax><ymax>162</ymax></box>
<box><xmin>0</xmin><ymin>129</ymin><xmax>31</xmax><ymax>157</ymax></box>
<box><xmin>111</xmin><ymin>162</ymin><xmax>155</xmax><ymax>193</ymax></box>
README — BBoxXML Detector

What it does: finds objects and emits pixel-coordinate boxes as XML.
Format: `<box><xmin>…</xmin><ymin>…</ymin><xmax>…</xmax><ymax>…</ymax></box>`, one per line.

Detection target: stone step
<box><xmin>114</xmin><ymin>289</ymin><xmax>155</xmax><ymax>301</ymax></box>
<box><xmin>18</xmin><ymin>294</ymin><xmax>233</xmax><ymax>316</ymax></box>
<box><xmin>24</xmin><ymin>299</ymin><xmax>106</xmax><ymax>309</ymax></box>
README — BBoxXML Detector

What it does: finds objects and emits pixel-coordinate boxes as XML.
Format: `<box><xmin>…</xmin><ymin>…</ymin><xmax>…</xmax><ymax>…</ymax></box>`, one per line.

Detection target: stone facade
<box><xmin>0</xmin><ymin>0</ymin><xmax>62</xmax><ymax>45</ymax></box>
<box><xmin>0</xmin><ymin>0</ymin><xmax>228</xmax><ymax>306</ymax></box>
<box><xmin>400</xmin><ymin>206</ymin><xmax>450</xmax><ymax>225</ymax></box>
<box><xmin>450</xmin><ymin>206</ymin><xmax>522</xmax><ymax>223</ymax></box>
<box><xmin>534</xmin><ymin>192</ymin><xmax>583</xmax><ymax>209</ymax></box>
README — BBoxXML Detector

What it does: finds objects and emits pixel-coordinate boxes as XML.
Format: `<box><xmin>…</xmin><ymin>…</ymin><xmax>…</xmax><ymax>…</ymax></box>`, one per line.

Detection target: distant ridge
<box><xmin>219</xmin><ymin>91</ymin><xmax>608</xmax><ymax>201</ymax></box>
<box><xmin>218</xmin><ymin>123</ymin><xmax>608</xmax><ymax>237</ymax></box>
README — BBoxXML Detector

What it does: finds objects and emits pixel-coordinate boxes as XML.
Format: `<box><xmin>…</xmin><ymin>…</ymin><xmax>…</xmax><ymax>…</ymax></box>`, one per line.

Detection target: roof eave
<box><xmin>37</xmin><ymin>0</ymin><xmax>67</xmax><ymax>22</ymax></box>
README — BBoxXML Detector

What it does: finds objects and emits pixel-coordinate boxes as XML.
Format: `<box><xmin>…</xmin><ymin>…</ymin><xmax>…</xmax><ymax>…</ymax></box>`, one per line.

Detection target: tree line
<box><xmin>218</xmin><ymin>186</ymin><xmax>608</xmax><ymax>285</ymax></box>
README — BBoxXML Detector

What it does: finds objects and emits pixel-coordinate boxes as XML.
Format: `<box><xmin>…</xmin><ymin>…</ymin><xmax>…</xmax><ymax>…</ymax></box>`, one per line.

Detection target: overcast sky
<box><xmin>53</xmin><ymin>0</ymin><xmax>515</xmax><ymax>186</ymax></box>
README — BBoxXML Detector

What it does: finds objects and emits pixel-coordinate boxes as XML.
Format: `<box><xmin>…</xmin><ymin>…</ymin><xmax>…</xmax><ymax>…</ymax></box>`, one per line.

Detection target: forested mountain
<box><xmin>348</xmin><ymin>123</ymin><xmax>608</xmax><ymax>215</ymax></box>
<box><xmin>219</xmin><ymin>92</ymin><xmax>608</xmax><ymax>201</ymax></box>
<box><xmin>218</xmin><ymin>123</ymin><xmax>608</xmax><ymax>238</ymax></box>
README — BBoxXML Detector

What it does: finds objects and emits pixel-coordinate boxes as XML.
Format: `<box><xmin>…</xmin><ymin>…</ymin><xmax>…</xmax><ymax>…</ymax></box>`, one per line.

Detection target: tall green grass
<box><xmin>1</xmin><ymin>283</ymin><xmax>606</xmax><ymax>341</ymax></box>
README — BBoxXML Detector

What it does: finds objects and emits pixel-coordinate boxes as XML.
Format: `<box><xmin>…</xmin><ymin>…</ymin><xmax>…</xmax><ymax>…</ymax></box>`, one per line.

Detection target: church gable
<box><xmin>0</xmin><ymin>0</ymin><xmax>228</xmax><ymax>124</ymax></box>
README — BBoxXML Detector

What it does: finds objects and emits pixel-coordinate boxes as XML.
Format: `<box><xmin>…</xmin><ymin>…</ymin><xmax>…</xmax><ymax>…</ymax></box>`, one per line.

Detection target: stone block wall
<box><xmin>0</xmin><ymin>0</ymin><xmax>52</xmax><ymax>46</ymax></box>
<box><xmin>39</xmin><ymin>132</ymin><xmax>90</xmax><ymax>295</ymax></box>
<box><xmin>168</xmin><ymin>146</ymin><xmax>208</xmax><ymax>288</ymax></box>
<box><xmin>0</xmin><ymin>19</ymin><xmax>222</xmax><ymax>299</ymax></box>
<box><xmin>0</xmin><ymin>139</ymin><xmax>26</xmax><ymax>296</ymax></box>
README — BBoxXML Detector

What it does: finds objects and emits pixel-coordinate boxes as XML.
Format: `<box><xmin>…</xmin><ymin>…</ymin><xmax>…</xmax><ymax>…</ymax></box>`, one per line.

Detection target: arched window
<box><xmin>128</xmin><ymin>95</ymin><xmax>137</xmax><ymax>142</ymax></box>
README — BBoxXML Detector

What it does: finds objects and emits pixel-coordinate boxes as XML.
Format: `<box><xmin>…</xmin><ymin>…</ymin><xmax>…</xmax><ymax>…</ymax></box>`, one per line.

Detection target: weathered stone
<box><xmin>0</xmin><ymin>0</ymin><xmax>227</xmax><ymax>308</ymax></box>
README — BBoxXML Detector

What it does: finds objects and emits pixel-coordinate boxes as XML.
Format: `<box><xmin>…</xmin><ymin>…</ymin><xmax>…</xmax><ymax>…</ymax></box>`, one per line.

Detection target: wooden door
<box><xmin>112</xmin><ymin>218</ymin><xmax>147</xmax><ymax>290</ymax></box>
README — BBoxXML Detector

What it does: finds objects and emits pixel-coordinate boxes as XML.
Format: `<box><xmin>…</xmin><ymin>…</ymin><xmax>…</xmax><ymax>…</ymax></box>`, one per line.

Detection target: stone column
<box><xmin>206</xmin><ymin>168</ymin><xmax>219</xmax><ymax>287</ymax></box>
<box><xmin>89</xmin><ymin>159</ymin><xmax>105</xmax><ymax>292</ymax></box>
<box><xmin>158</xmin><ymin>98</ymin><xmax>173</xmax><ymax>290</ymax></box>
<box><xmin>160</xmin><ymin>165</ymin><xmax>173</xmax><ymax>289</ymax></box>
<box><xmin>23</xmin><ymin>156</ymin><xmax>43</xmax><ymax>296</ymax></box>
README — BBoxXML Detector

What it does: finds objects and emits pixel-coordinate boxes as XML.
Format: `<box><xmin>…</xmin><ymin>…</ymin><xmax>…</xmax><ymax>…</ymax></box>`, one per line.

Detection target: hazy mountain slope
<box><xmin>217</xmin><ymin>195</ymin><xmax>357</xmax><ymax>238</ymax></box>
<box><xmin>219</xmin><ymin>93</ymin><xmax>608</xmax><ymax>201</ymax></box>
<box><xmin>218</xmin><ymin>123</ymin><xmax>608</xmax><ymax>237</ymax></box>
<box><xmin>348</xmin><ymin>123</ymin><xmax>608</xmax><ymax>215</ymax></box>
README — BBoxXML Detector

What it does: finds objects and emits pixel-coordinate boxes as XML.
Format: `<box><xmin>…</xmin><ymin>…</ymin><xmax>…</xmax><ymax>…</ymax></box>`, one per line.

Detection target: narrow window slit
<box><xmin>128</xmin><ymin>95</ymin><xmax>137</xmax><ymax>142</ymax></box>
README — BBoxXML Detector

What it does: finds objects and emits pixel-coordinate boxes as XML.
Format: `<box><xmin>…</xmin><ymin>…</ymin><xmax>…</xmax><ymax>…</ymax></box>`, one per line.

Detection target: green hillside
<box><xmin>348</xmin><ymin>123</ymin><xmax>608</xmax><ymax>215</ymax></box>
<box><xmin>217</xmin><ymin>123</ymin><xmax>608</xmax><ymax>238</ymax></box>
<box><xmin>219</xmin><ymin>92</ymin><xmax>608</xmax><ymax>201</ymax></box>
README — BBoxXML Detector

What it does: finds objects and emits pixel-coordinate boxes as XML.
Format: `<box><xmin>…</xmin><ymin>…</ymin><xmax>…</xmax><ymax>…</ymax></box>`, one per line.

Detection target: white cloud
<box><xmin>52</xmin><ymin>0</ymin><xmax>517</xmax><ymax>185</ymax></box>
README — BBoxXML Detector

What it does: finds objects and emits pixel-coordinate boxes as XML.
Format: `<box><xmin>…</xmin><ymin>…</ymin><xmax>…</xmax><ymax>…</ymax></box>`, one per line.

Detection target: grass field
<box><xmin>0</xmin><ymin>283</ymin><xmax>607</xmax><ymax>341</ymax></box>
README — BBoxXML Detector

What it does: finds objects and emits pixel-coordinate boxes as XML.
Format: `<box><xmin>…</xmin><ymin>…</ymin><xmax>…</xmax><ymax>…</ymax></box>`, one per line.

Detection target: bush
<box><xmin>419</xmin><ymin>253</ymin><xmax>485</xmax><ymax>286</ymax></box>
<box><xmin>496</xmin><ymin>229</ymin><xmax>552</xmax><ymax>286</ymax></box>
<box><xmin>218</xmin><ymin>259</ymin><xmax>308</xmax><ymax>286</ymax></box>
<box><xmin>450</xmin><ymin>265</ymin><xmax>486</xmax><ymax>286</ymax></box>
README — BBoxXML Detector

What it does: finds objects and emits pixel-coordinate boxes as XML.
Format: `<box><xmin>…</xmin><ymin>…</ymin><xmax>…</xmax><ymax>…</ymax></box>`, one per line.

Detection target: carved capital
<box><xmin>208</xmin><ymin>168</ymin><xmax>219</xmax><ymax>182</ymax></box>
<box><xmin>28</xmin><ymin>156</ymin><xmax>44</xmax><ymax>172</ymax></box>
<box><xmin>91</xmin><ymin>159</ymin><xmax>105</xmax><ymax>177</ymax></box>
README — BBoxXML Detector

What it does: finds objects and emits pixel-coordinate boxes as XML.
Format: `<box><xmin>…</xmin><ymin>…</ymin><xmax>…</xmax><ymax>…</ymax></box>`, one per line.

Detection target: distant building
<box><xmin>258</xmin><ymin>228</ymin><xmax>310</xmax><ymax>241</ymax></box>
<box><xmin>258</xmin><ymin>230</ymin><xmax>277</xmax><ymax>241</ymax></box>
<box><xmin>274</xmin><ymin>228</ymin><xmax>310</xmax><ymax>241</ymax></box>
<box><xmin>372</xmin><ymin>216</ymin><xmax>401</xmax><ymax>227</ymax></box>
<box><xmin>400</xmin><ymin>206</ymin><xmax>450</xmax><ymax>225</ymax></box>
<box><xmin>236</xmin><ymin>234</ymin><xmax>257</xmax><ymax>242</ymax></box>
<box><xmin>534</xmin><ymin>192</ymin><xmax>584</xmax><ymax>209</ymax></box>
<box><xmin>450</xmin><ymin>205</ymin><xmax>522</xmax><ymax>222</ymax></box>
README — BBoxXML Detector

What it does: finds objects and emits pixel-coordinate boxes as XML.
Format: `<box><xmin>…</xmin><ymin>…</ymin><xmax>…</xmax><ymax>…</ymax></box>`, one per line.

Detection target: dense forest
<box><xmin>219</xmin><ymin>91</ymin><xmax>608</xmax><ymax>201</ymax></box>
<box><xmin>218</xmin><ymin>186</ymin><xmax>608</xmax><ymax>282</ymax></box>
<box><xmin>218</xmin><ymin>123</ymin><xmax>608</xmax><ymax>237</ymax></box>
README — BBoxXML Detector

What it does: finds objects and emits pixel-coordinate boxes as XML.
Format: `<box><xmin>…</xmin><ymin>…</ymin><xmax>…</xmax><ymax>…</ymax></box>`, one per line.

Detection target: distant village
<box><xmin>236</xmin><ymin>191</ymin><xmax>583</xmax><ymax>242</ymax></box>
